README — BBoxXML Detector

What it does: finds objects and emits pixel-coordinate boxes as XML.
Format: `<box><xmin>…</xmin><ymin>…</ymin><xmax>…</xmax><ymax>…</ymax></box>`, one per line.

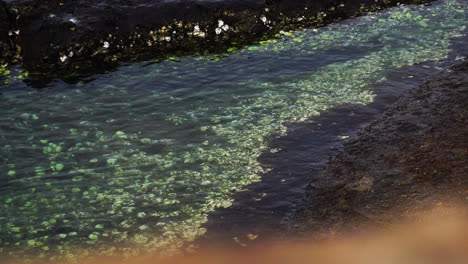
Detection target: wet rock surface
<box><xmin>291</xmin><ymin>60</ymin><xmax>468</xmax><ymax>237</ymax></box>
<box><xmin>0</xmin><ymin>0</ymin><xmax>429</xmax><ymax>72</ymax></box>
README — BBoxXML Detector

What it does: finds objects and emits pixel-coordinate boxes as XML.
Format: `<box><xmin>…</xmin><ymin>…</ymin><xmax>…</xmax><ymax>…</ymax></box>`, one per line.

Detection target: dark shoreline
<box><xmin>195</xmin><ymin>34</ymin><xmax>468</xmax><ymax>248</ymax></box>
<box><xmin>0</xmin><ymin>0</ymin><xmax>430</xmax><ymax>76</ymax></box>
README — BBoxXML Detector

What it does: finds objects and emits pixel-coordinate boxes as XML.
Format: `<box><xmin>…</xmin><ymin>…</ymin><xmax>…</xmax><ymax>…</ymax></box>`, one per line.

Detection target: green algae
<box><xmin>0</xmin><ymin>0</ymin><xmax>466</xmax><ymax>261</ymax></box>
<box><xmin>0</xmin><ymin>66</ymin><xmax>11</xmax><ymax>76</ymax></box>
<box><xmin>0</xmin><ymin>65</ymin><xmax>29</xmax><ymax>84</ymax></box>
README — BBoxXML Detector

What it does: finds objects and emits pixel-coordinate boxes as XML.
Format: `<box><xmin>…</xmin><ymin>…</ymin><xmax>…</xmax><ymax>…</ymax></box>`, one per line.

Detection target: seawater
<box><xmin>0</xmin><ymin>0</ymin><xmax>466</xmax><ymax>260</ymax></box>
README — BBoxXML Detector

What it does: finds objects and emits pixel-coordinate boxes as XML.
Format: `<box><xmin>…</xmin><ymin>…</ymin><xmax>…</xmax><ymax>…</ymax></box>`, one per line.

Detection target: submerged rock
<box><xmin>0</xmin><ymin>0</ymin><xmax>430</xmax><ymax>72</ymax></box>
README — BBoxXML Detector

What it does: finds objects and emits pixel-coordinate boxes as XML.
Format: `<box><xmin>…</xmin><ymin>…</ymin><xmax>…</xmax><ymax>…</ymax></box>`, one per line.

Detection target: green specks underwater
<box><xmin>52</xmin><ymin>163</ymin><xmax>64</xmax><ymax>172</ymax></box>
<box><xmin>0</xmin><ymin>0</ymin><xmax>467</xmax><ymax>261</ymax></box>
<box><xmin>88</xmin><ymin>233</ymin><xmax>99</xmax><ymax>240</ymax></box>
<box><xmin>106</xmin><ymin>158</ymin><xmax>118</xmax><ymax>165</ymax></box>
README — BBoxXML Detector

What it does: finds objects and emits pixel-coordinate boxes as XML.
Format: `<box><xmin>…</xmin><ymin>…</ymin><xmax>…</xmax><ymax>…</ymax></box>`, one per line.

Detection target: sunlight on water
<box><xmin>0</xmin><ymin>0</ymin><xmax>466</xmax><ymax>260</ymax></box>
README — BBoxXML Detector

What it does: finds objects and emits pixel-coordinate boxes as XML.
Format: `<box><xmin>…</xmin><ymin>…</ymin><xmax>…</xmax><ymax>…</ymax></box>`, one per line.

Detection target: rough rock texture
<box><xmin>292</xmin><ymin>61</ymin><xmax>468</xmax><ymax>236</ymax></box>
<box><xmin>0</xmin><ymin>0</ymin><xmax>429</xmax><ymax>71</ymax></box>
<box><xmin>0</xmin><ymin>1</ymin><xmax>12</xmax><ymax>61</ymax></box>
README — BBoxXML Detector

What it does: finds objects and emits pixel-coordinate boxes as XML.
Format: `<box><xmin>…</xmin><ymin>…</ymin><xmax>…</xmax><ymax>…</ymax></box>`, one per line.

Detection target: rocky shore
<box><xmin>291</xmin><ymin>60</ymin><xmax>468</xmax><ymax>236</ymax></box>
<box><xmin>0</xmin><ymin>0</ymin><xmax>429</xmax><ymax>73</ymax></box>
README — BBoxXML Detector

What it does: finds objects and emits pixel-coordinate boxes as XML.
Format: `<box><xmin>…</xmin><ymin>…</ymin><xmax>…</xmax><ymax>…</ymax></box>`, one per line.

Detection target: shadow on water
<box><xmin>196</xmin><ymin>33</ymin><xmax>468</xmax><ymax>249</ymax></box>
<box><xmin>21</xmin><ymin>43</ymin><xmax>379</xmax><ymax>89</ymax></box>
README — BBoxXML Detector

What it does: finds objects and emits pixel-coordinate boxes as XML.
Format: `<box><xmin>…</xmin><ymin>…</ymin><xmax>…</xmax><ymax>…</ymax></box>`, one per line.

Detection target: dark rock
<box><xmin>0</xmin><ymin>1</ymin><xmax>12</xmax><ymax>63</ymax></box>
<box><xmin>291</xmin><ymin>61</ymin><xmax>468</xmax><ymax>236</ymax></box>
<box><xmin>0</xmin><ymin>0</ymin><xmax>430</xmax><ymax>73</ymax></box>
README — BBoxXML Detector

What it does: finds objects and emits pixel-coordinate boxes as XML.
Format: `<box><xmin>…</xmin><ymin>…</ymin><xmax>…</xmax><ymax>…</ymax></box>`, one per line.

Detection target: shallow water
<box><xmin>0</xmin><ymin>0</ymin><xmax>467</xmax><ymax>259</ymax></box>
